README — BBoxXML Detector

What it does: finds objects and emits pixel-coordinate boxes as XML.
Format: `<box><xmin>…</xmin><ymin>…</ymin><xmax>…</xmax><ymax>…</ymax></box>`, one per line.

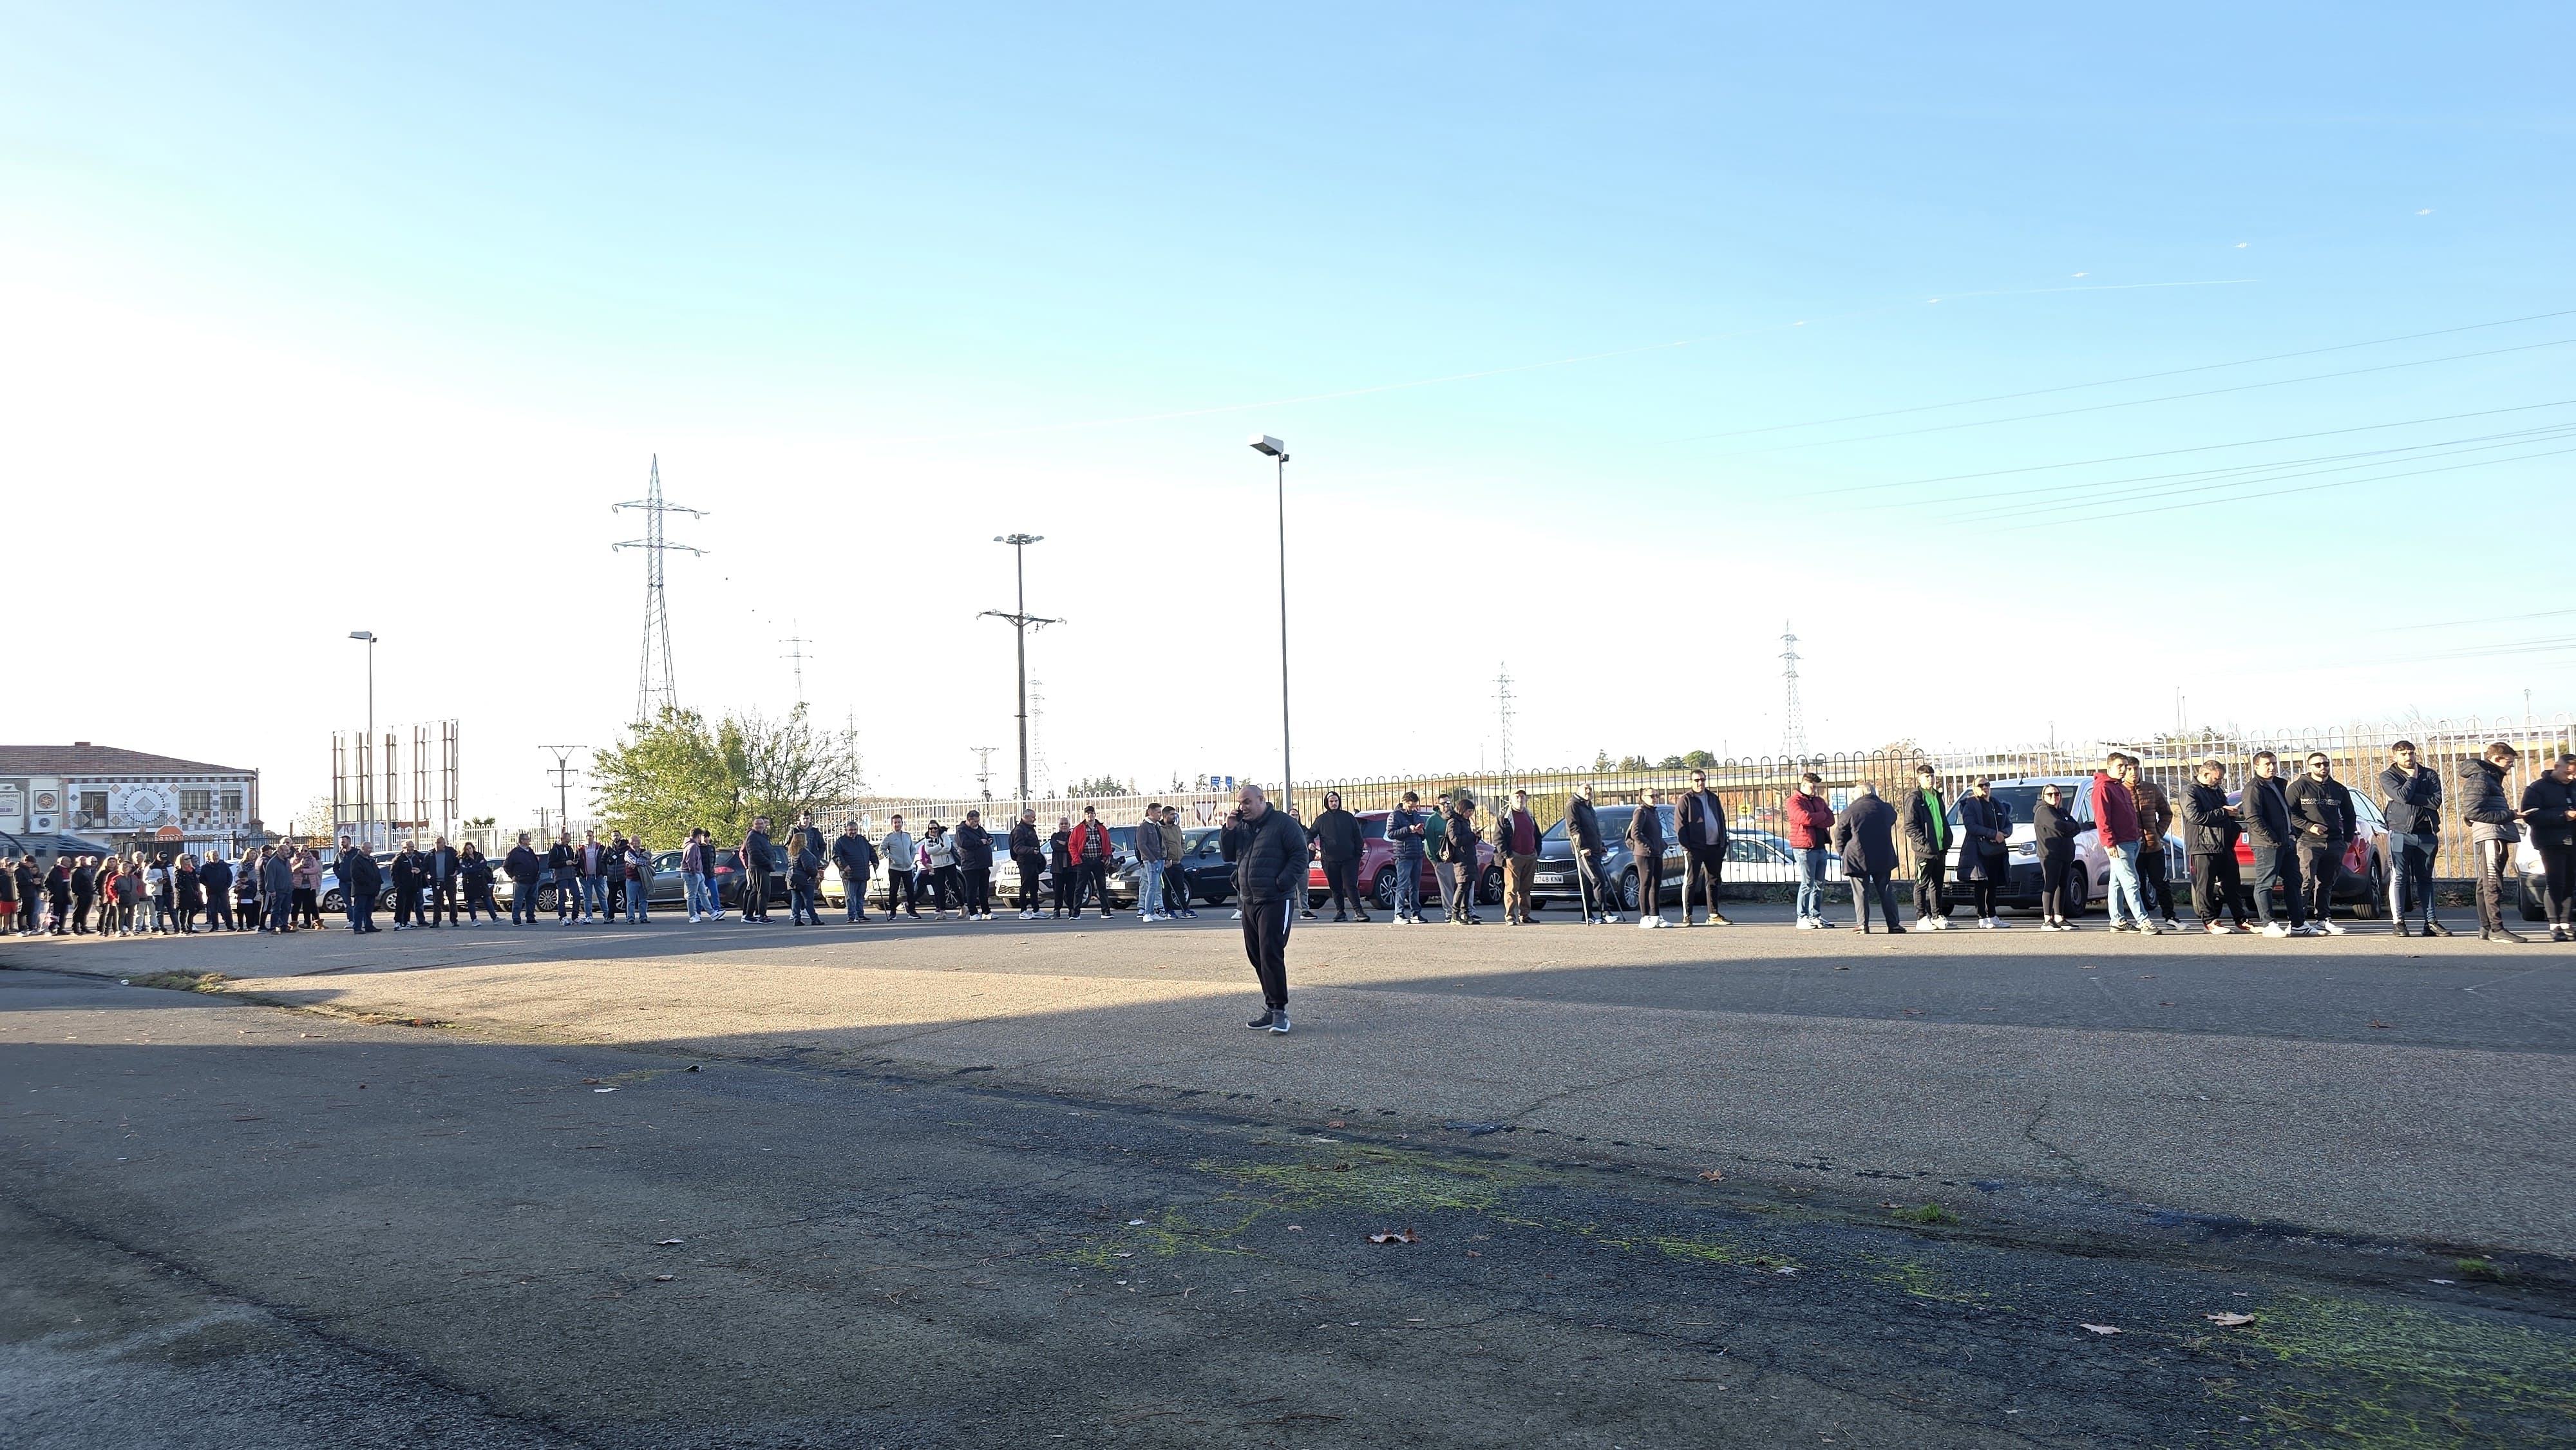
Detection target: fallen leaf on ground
<box><xmin>582</xmin><ymin>1078</ymin><xmax>602</xmax><ymax>1084</ymax></box>
<box><xmin>652</xmin><ymin>1274</ymin><xmax>674</xmax><ymax>1283</ymax></box>
<box><xmin>1368</xmin><ymin>1230</ymin><xmax>1421</xmax><ymax>1245</ymax></box>
<box><xmin>2204</xmin><ymin>1312</ymin><xmax>2255</xmax><ymax>1327</ymax></box>
<box><xmin>2079</xmin><ymin>1323</ymin><xmax>2121</xmax><ymax>1336</ymax></box>
<box><xmin>1325</xmin><ymin>1120</ymin><xmax>1347</xmax><ymax>1129</ymax></box>
<box><xmin>1698</xmin><ymin>1170</ymin><xmax>1727</xmax><ymax>1182</ymax></box>
<box><xmin>2369</xmin><ymin>1020</ymin><xmax>2394</xmax><ymax>1030</ymax></box>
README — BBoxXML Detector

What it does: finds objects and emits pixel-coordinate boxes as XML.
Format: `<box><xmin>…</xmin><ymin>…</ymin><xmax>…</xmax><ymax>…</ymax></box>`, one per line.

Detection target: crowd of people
<box><xmin>7</xmin><ymin>744</ymin><xmax>2573</xmax><ymax>965</ymax></box>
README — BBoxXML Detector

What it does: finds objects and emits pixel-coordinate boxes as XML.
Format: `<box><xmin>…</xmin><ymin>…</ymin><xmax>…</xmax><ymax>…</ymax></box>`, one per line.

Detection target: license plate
<box><xmin>1534</xmin><ymin>872</ymin><xmax>1565</xmax><ymax>884</ymax></box>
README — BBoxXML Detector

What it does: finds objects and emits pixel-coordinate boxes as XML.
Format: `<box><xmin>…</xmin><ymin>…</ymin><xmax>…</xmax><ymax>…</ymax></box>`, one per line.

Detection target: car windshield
<box><xmin>1359</xmin><ymin>814</ymin><xmax>1386</xmax><ymax>839</ymax></box>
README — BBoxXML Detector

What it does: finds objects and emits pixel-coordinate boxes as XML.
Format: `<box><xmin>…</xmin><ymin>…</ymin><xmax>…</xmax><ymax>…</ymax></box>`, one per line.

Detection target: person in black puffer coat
<box><xmin>2459</xmin><ymin>744</ymin><xmax>2528</xmax><ymax>941</ymax></box>
<box><xmin>2519</xmin><ymin>753</ymin><xmax>2576</xmax><ymax>939</ymax></box>
<box><xmin>2032</xmin><ymin>782</ymin><xmax>2089</xmax><ymax>930</ymax></box>
<box><xmin>2181</xmin><ymin>760</ymin><xmax>2249</xmax><ymax>930</ymax></box>
<box><xmin>1228</xmin><ymin>785</ymin><xmax>1309</xmax><ymax>1033</ymax></box>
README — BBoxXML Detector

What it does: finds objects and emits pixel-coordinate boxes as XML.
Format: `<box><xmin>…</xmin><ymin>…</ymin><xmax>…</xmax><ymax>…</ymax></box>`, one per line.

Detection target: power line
<box><xmin>1942</xmin><ymin>422</ymin><xmax>2576</xmax><ymax>523</ymax></box>
<box><xmin>1700</xmin><ymin>335</ymin><xmax>2576</xmax><ymax>460</ymax></box>
<box><xmin>1663</xmin><ymin>306</ymin><xmax>2576</xmax><ymax>446</ymax></box>
<box><xmin>1808</xmin><ymin>399</ymin><xmax>2576</xmax><ymax>500</ymax></box>
<box><xmin>1995</xmin><ymin>440</ymin><xmax>2576</xmax><ymax>531</ymax></box>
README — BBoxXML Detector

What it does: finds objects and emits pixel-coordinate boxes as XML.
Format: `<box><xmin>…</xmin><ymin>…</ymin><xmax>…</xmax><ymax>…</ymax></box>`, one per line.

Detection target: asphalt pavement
<box><xmin>6</xmin><ymin>966</ymin><xmax>2571</xmax><ymax>1449</ymax></box>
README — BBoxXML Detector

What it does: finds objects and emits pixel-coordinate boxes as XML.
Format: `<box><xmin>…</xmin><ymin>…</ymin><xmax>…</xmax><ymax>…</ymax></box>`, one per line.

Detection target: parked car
<box><xmin>1117</xmin><ymin>828</ymin><xmax>1226</xmax><ymax>907</ymax></box>
<box><xmin>1529</xmin><ymin>804</ymin><xmax>1684</xmax><ymax>914</ymax></box>
<box><xmin>2217</xmin><ymin>787</ymin><xmax>2387</xmax><ymax>918</ymax></box>
<box><xmin>318</xmin><ymin>851</ymin><xmax>405</xmax><ymax>914</ymax></box>
<box><xmin>497</xmin><ymin>844</ymin><xmax>793</xmax><ymax>915</ymax></box>
<box><xmin>1931</xmin><ymin>778</ymin><xmax>2189</xmax><ymax>918</ymax></box>
<box><xmin>1304</xmin><ymin>809</ymin><xmax>1499</xmax><ymax>911</ymax></box>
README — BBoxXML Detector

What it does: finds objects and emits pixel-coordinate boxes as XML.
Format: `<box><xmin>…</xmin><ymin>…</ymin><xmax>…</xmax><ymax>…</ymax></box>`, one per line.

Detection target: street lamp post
<box><xmin>348</xmin><ymin>631</ymin><xmax>377</xmax><ymax>846</ymax></box>
<box><xmin>1248</xmin><ymin>435</ymin><xmax>1292</xmax><ymax>816</ymax></box>
<box><xmin>540</xmin><ymin>746</ymin><xmax>584</xmax><ymax>836</ymax></box>
<box><xmin>980</xmin><ymin>534</ymin><xmax>1061</xmax><ymax>808</ymax></box>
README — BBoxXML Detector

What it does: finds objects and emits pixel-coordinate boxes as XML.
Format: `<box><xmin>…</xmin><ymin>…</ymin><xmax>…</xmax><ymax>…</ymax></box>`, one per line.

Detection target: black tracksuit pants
<box><xmin>2539</xmin><ymin>843</ymin><xmax>2576</xmax><ymax>925</ymax></box>
<box><xmin>1321</xmin><ymin>857</ymin><xmax>1361</xmax><ymax>916</ymax></box>
<box><xmin>2297</xmin><ymin>842</ymin><xmax>2343</xmax><ymax>926</ymax></box>
<box><xmin>1241</xmin><ymin>898</ymin><xmax>1291</xmax><ymax>1011</ymax></box>
<box><xmin>2190</xmin><ymin>851</ymin><xmax>2248</xmax><ymax>925</ymax></box>
<box><xmin>1052</xmin><ymin>865</ymin><xmax>1077</xmax><ymax>916</ymax></box>
<box><xmin>2040</xmin><ymin>848</ymin><xmax>2078</xmax><ymax>918</ymax></box>
<box><xmin>1016</xmin><ymin>856</ymin><xmax>1043</xmax><ymax>910</ymax></box>
<box><xmin>2249</xmin><ymin>842</ymin><xmax>2301</xmax><ymax>926</ymax></box>
<box><xmin>1851</xmin><ymin>870</ymin><xmax>1900</xmax><ymax>931</ymax></box>
<box><xmin>1914</xmin><ymin>858</ymin><xmax>1946</xmax><ymax>920</ymax></box>
<box><xmin>963</xmin><ymin>867</ymin><xmax>990</xmax><ymax>916</ymax></box>
<box><xmin>741</xmin><ymin>869</ymin><xmax>771</xmax><ymax>919</ymax></box>
<box><xmin>1683</xmin><ymin>843</ymin><xmax>1727</xmax><ymax>921</ymax></box>
<box><xmin>2475</xmin><ymin>839</ymin><xmax>2515</xmax><ymax>934</ymax></box>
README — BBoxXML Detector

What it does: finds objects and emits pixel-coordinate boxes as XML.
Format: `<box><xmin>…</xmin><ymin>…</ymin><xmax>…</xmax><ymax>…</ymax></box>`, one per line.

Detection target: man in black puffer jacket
<box><xmin>2459</xmin><ymin>743</ymin><xmax>2526</xmax><ymax>942</ymax></box>
<box><xmin>1227</xmin><ymin>784</ymin><xmax>1309</xmax><ymax>1033</ymax></box>
<box><xmin>2181</xmin><ymin>758</ymin><xmax>2249</xmax><ymax>931</ymax></box>
<box><xmin>2520</xmin><ymin>753</ymin><xmax>2576</xmax><ymax>941</ymax></box>
<box><xmin>2377</xmin><ymin>740</ymin><xmax>2448</xmax><ymax>936</ymax></box>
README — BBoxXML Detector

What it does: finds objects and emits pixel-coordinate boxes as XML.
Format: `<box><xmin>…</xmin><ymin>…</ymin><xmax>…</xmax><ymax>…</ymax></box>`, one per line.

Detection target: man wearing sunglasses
<box><xmin>2284</xmin><ymin>752</ymin><xmax>2357</xmax><ymax>936</ymax></box>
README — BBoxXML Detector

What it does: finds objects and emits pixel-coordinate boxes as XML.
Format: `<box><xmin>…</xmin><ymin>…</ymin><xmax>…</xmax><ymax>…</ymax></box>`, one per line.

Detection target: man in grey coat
<box><xmin>1832</xmin><ymin>782</ymin><xmax>1905</xmax><ymax>934</ymax></box>
<box><xmin>261</xmin><ymin>847</ymin><xmax>296</xmax><ymax>934</ymax></box>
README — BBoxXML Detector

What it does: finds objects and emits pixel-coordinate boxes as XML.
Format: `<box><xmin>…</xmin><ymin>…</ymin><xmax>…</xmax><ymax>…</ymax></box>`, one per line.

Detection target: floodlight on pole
<box><xmin>1248</xmin><ymin>435</ymin><xmax>1293</xmax><ymax>816</ymax></box>
<box><xmin>979</xmin><ymin>533</ymin><xmax>1060</xmax><ymax>807</ymax></box>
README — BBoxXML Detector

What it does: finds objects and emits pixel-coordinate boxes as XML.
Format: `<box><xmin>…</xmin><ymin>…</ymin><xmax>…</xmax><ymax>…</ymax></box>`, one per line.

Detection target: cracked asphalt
<box><xmin>5</xmin><ymin>912</ymin><xmax>2573</xmax><ymax>1447</ymax></box>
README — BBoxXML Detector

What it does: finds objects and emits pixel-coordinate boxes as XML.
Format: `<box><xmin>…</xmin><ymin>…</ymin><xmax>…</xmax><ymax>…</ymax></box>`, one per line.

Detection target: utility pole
<box><xmin>539</xmin><ymin>746</ymin><xmax>584</xmax><ymax>835</ymax></box>
<box><xmin>980</xmin><ymin>534</ymin><xmax>1061</xmax><ymax>807</ymax></box>
<box><xmin>970</xmin><ymin>746</ymin><xmax>998</xmax><ymax>801</ymax></box>
<box><xmin>611</xmin><ymin>456</ymin><xmax>706</xmax><ymax>724</ymax></box>
<box><xmin>1779</xmin><ymin>621</ymin><xmax>1808</xmax><ymax>760</ymax></box>
<box><xmin>1495</xmin><ymin>663</ymin><xmax>1517</xmax><ymax>784</ymax></box>
<box><xmin>778</xmin><ymin>624</ymin><xmax>811</xmax><ymax>708</ymax></box>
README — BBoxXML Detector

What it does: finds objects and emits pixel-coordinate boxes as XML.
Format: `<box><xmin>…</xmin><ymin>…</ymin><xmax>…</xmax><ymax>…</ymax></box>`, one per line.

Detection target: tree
<box><xmin>1593</xmin><ymin>749</ymin><xmax>1611</xmax><ymax>771</ymax></box>
<box><xmin>1616</xmin><ymin>755</ymin><xmax>1650</xmax><ymax>773</ymax></box>
<box><xmin>1681</xmin><ymin>749</ymin><xmax>1717</xmax><ymax>768</ymax></box>
<box><xmin>591</xmin><ymin>707</ymin><xmax>737</xmax><ymax>848</ymax></box>
<box><xmin>591</xmin><ymin>704</ymin><xmax>860</xmax><ymax>849</ymax></box>
<box><xmin>1066</xmin><ymin>774</ymin><xmax>1133</xmax><ymax>797</ymax></box>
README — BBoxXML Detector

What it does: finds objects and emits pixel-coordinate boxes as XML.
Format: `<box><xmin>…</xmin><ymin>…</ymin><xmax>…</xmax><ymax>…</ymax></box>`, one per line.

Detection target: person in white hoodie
<box><xmin>880</xmin><ymin>815</ymin><xmax>921</xmax><ymax>919</ymax></box>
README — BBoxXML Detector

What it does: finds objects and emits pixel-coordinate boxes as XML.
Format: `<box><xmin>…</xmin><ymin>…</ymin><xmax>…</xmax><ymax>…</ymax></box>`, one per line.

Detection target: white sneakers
<box><xmin>1984</xmin><ymin>916</ymin><xmax>2009</xmax><ymax>929</ymax></box>
<box><xmin>1795</xmin><ymin>918</ymin><xmax>1818</xmax><ymax>930</ymax></box>
<box><xmin>2318</xmin><ymin>920</ymin><xmax>2348</xmax><ymax>936</ymax></box>
<box><xmin>2262</xmin><ymin>921</ymin><xmax>2291</xmax><ymax>937</ymax></box>
<box><xmin>1638</xmin><ymin>915</ymin><xmax>1665</xmax><ymax>928</ymax></box>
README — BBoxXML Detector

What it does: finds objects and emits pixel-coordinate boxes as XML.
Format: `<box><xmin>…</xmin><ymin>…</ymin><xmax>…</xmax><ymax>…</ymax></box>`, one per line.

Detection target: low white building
<box><xmin>0</xmin><ymin>742</ymin><xmax>261</xmax><ymax>861</ymax></box>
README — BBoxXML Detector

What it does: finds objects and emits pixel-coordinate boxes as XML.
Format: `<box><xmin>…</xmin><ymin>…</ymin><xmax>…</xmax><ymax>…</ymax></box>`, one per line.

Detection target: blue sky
<box><xmin>5</xmin><ymin>4</ymin><xmax>2570</xmax><ymax>818</ymax></box>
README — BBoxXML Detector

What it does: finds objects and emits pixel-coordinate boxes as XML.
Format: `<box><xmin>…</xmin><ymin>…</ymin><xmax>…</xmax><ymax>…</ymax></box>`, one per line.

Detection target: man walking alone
<box><xmin>1229</xmin><ymin>784</ymin><xmax>1306</xmax><ymax>1033</ymax></box>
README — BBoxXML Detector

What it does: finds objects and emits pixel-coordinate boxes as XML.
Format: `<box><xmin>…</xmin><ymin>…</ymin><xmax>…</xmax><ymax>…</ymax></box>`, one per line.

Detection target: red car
<box><xmin>1305</xmin><ymin>808</ymin><xmax>1499</xmax><ymax>910</ymax></box>
<box><xmin>2218</xmin><ymin>787</ymin><xmax>2387</xmax><ymax>916</ymax></box>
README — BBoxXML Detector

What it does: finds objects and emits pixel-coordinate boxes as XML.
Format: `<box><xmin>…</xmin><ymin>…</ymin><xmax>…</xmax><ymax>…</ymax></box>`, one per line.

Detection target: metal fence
<box><xmin>843</xmin><ymin>713</ymin><xmax>2572</xmax><ymax>884</ymax></box>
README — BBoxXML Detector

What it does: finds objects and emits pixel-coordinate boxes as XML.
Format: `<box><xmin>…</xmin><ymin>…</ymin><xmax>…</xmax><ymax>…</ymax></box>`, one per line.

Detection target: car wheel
<box><xmin>320</xmin><ymin>889</ymin><xmax>343</xmax><ymax>912</ymax></box>
<box><xmin>1199</xmin><ymin>884</ymin><xmax>1229</xmax><ymax>907</ymax></box>
<box><xmin>1478</xmin><ymin>866</ymin><xmax>1503</xmax><ymax>905</ymax></box>
<box><xmin>536</xmin><ymin>884</ymin><xmax>560</xmax><ymax>913</ymax></box>
<box><xmin>2350</xmin><ymin>862</ymin><xmax>2384</xmax><ymax>919</ymax></box>
<box><xmin>377</xmin><ymin>890</ymin><xmax>399</xmax><ymax>913</ymax></box>
<box><xmin>1619</xmin><ymin>869</ymin><xmax>1640</xmax><ymax>913</ymax></box>
<box><xmin>1371</xmin><ymin>867</ymin><xmax>1398</xmax><ymax>910</ymax></box>
<box><xmin>2522</xmin><ymin>872</ymin><xmax>2548</xmax><ymax>923</ymax></box>
<box><xmin>2064</xmin><ymin>870</ymin><xmax>2088</xmax><ymax>918</ymax></box>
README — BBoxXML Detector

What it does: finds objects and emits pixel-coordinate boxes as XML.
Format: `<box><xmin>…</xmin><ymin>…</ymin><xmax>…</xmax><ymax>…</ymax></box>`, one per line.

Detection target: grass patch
<box><xmin>1197</xmin><ymin>1145</ymin><xmax>1541</xmax><ymax>1214</ymax></box>
<box><xmin>128</xmin><ymin>971</ymin><xmax>230</xmax><ymax>993</ymax></box>
<box><xmin>1902</xmin><ymin>1202</ymin><xmax>1958</xmax><ymax>1226</ymax></box>
<box><xmin>2456</xmin><ymin>1257</ymin><xmax>2507</xmax><ymax>1283</ymax></box>
<box><xmin>2218</xmin><ymin>1293</ymin><xmax>2576</xmax><ymax>1447</ymax></box>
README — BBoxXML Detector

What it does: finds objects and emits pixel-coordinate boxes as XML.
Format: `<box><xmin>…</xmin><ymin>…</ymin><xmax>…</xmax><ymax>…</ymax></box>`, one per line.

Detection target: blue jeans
<box><xmin>790</xmin><ymin>883</ymin><xmax>817</xmax><ymax>923</ymax></box>
<box><xmin>1138</xmin><ymin>862</ymin><xmax>1164</xmax><ymax>917</ymax></box>
<box><xmin>2388</xmin><ymin>832</ymin><xmax>2436</xmax><ymax>923</ymax></box>
<box><xmin>581</xmin><ymin>876</ymin><xmax>607</xmax><ymax>919</ymax></box>
<box><xmin>685</xmin><ymin>872</ymin><xmax>714</xmax><ymax>918</ymax></box>
<box><xmin>842</xmin><ymin>872</ymin><xmax>866</xmax><ymax>921</ymax></box>
<box><xmin>1795</xmin><ymin>846</ymin><xmax>1829</xmax><ymax>919</ymax></box>
<box><xmin>2105</xmin><ymin>840</ymin><xmax>2149</xmax><ymax>926</ymax></box>
<box><xmin>624</xmin><ymin>881</ymin><xmax>646</xmax><ymax>923</ymax></box>
<box><xmin>1393</xmin><ymin>854</ymin><xmax>1423</xmax><ymax>917</ymax></box>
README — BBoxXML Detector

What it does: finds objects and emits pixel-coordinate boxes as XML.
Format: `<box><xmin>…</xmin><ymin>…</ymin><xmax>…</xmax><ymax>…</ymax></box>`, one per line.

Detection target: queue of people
<box><xmin>0</xmin><ymin>843</ymin><xmax>330</xmax><ymax>937</ymax></box>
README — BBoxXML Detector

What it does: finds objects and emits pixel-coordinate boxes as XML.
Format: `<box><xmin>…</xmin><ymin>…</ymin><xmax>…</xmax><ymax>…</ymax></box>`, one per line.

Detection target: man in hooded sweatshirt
<box><xmin>2283</xmin><ymin>751</ymin><xmax>2356</xmax><ymax>936</ymax></box>
<box><xmin>2378</xmin><ymin>740</ymin><xmax>2449</xmax><ymax>937</ymax></box>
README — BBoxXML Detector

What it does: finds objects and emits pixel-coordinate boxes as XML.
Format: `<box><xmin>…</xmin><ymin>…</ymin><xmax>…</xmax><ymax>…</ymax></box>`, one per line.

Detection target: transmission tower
<box><xmin>1495</xmin><ymin>663</ymin><xmax>1517</xmax><ymax>780</ymax></box>
<box><xmin>611</xmin><ymin>456</ymin><xmax>706</xmax><ymax>724</ymax></box>
<box><xmin>969</xmin><ymin>746</ymin><xmax>998</xmax><ymax>801</ymax></box>
<box><xmin>778</xmin><ymin>623</ymin><xmax>811</xmax><ymax>707</ymax></box>
<box><xmin>1779</xmin><ymin>621</ymin><xmax>1808</xmax><ymax>760</ymax></box>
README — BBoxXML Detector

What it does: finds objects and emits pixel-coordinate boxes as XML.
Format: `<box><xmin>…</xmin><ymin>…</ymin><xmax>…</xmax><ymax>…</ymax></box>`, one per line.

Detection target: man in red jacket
<box><xmin>1785</xmin><ymin>772</ymin><xmax>1837</xmax><ymax>928</ymax></box>
<box><xmin>2088</xmin><ymin>753</ymin><xmax>2159</xmax><ymax>934</ymax></box>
